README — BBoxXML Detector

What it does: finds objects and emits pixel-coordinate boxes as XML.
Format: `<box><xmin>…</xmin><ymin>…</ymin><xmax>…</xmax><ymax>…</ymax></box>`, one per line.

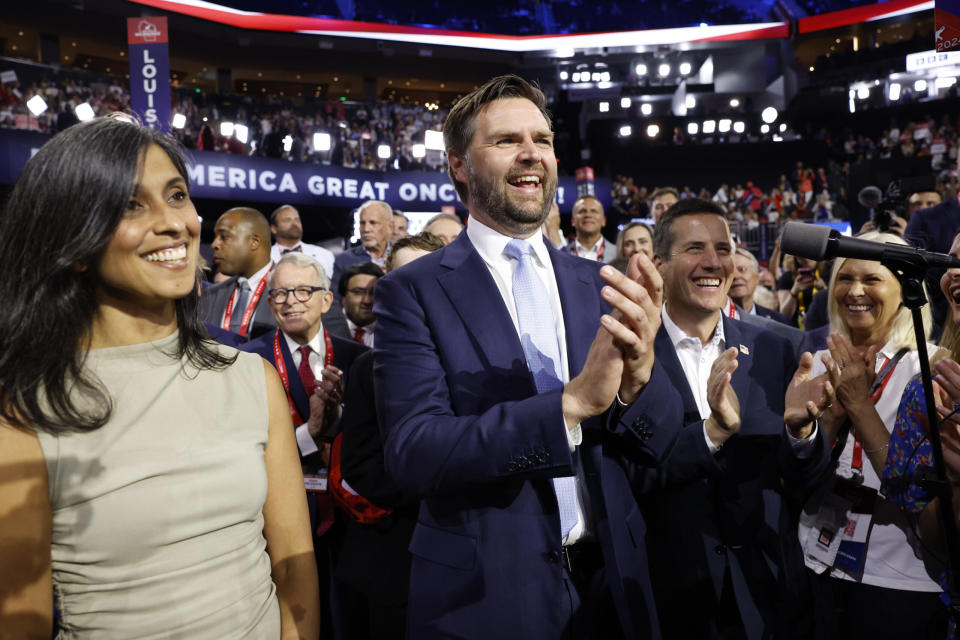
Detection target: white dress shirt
<box><xmin>221</xmin><ymin>262</ymin><xmax>271</xmax><ymax>328</ymax></box>
<box><xmin>567</xmin><ymin>236</ymin><xmax>612</xmax><ymax>263</ymax></box>
<box><xmin>271</xmin><ymin>241</ymin><xmax>336</xmax><ymax>281</ymax></box>
<box><xmin>346</xmin><ymin>317</ymin><xmax>375</xmax><ymax>348</ymax></box>
<box><xmin>466</xmin><ymin>215</ymin><xmax>591</xmax><ymax>545</ymax></box>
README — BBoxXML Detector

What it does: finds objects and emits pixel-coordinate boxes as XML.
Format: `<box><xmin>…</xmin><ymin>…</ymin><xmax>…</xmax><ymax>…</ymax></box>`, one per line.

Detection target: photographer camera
<box><xmin>857</xmin><ymin>182</ymin><xmax>907</xmax><ymax>236</ymax></box>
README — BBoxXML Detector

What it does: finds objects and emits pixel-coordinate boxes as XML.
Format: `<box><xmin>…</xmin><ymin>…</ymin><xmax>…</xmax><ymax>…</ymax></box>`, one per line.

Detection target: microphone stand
<box><xmin>886</xmin><ymin>256</ymin><xmax>960</xmax><ymax>629</ymax></box>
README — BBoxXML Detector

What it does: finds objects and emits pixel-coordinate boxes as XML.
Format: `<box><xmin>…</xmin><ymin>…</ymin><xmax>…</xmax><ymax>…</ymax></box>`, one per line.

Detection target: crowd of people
<box><xmin>3</xmin><ymin>74</ymin><xmax>960</xmax><ymax>640</ymax></box>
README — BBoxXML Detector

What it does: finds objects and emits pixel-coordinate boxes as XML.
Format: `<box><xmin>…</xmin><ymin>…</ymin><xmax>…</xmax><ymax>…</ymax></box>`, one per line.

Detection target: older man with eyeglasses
<box><xmin>241</xmin><ymin>251</ymin><xmax>368</xmax><ymax>639</ymax></box>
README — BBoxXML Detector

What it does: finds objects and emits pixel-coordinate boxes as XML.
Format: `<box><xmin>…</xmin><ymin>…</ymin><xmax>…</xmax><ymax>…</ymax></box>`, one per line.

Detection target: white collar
<box><xmin>662</xmin><ymin>305</ymin><xmax>724</xmax><ymax>349</ymax></box>
<box><xmin>283</xmin><ymin>327</ymin><xmax>325</xmax><ymax>361</ymax></box>
<box><xmin>466</xmin><ymin>214</ymin><xmax>552</xmax><ymax>269</ymax></box>
<box><xmin>575</xmin><ymin>235</ymin><xmax>605</xmax><ymax>253</ymax></box>
<box><xmin>240</xmin><ymin>262</ymin><xmax>271</xmax><ymax>288</ymax></box>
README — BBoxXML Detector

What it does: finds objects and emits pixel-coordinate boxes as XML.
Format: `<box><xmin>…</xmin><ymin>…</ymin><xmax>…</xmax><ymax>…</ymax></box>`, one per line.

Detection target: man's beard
<box><xmin>276</xmin><ymin>226</ymin><xmax>302</xmax><ymax>243</ymax></box>
<box><xmin>467</xmin><ymin>161</ymin><xmax>557</xmax><ymax>235</ymax></box>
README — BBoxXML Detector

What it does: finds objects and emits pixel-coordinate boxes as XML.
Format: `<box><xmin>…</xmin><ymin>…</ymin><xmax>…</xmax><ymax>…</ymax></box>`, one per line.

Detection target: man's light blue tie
<box><xmin>503</xmin><ymin>238</ymin><xmax>578</xmax><ymax>542</ymax></box>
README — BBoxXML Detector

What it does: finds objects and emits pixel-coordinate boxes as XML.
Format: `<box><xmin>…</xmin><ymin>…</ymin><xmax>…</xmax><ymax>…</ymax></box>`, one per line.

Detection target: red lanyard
<box><xmin>725</xmin><ymin>298</ymin><xmax>738</xmax><ymax>319</ymax></box>
<box><xmin>272</xmin><ymin>328</ymin><xmax>335</xmax><ymax>425</ymax></box>
<box><xmin>221</xmin><ymin>267</ymin><xmax>271</xmax><ymax>337</ymax></box>
<box><xmin>570</xmin><ymin>238</ymin><xmax>605</xmax><ymax>261</ymax></box>
<box><xmin>850</xmin><ymin>354</ymin><xmax>899</xmax><ymax>471</ymax></box>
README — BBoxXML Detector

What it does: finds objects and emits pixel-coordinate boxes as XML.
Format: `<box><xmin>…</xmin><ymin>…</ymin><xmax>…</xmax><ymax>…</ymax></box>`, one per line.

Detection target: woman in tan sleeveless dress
<box><xmin>0</xmin><ymin>117</ymin><xmax>319</xmax><ymax>639</ymax></box>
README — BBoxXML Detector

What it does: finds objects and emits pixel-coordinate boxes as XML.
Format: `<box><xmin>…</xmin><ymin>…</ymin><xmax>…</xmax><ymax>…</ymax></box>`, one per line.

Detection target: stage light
<box><xmin>559</xmin><ymin>70</ymin><xmax>568</xmax><ymax>81</ymax></box>
<box><xmin>640</xmin><ymin>103</ymin><xmax>652</xmax><ymax>116</ymax></box>
<box><xmin>620</xmin><ymin>97</ymin><xmax>631</xmax><ymax>109</ymax></box>
<box><xmin>282</xmin><ymin>135</ymin><xmax>293</xmax><ymax>152</ymax></box>
<box><xmin>635</xmin><ymin>63</ymin><xmax>647</xmax><ymax>76</ymax></box>
<box><xmin>425</xmin><ymin>129</ymin><xmax>444</xmax><ymax>151</ymax></box>
<box><xmin>313</xmin><ymin>132</ymin><xmax>331</xmax><ymax>151</ymax></box>
<box><xmin>779</xmin><ymin>123</ymin><xmax>787</xmax><ymax>132</ymax></box>
<box><xmin>936</xmin><ymin>76</ymin><xmax>956</xmax><ymax>89</ymax></box>
<box><xmin>234</xmin><ymin>124</ymin><xmax>249</xmax><ymax>144</ymax></box>
<box><xmin>857</xmin><ymin>86</ymin><xmax>869</xmax><ymax>100</ymax></box>
<box><xmin>601</xmin><ymin>71</ymin><xmax>611</xmax><ymax>82</ymax></box>
<box><xmin>703</xmin><ymin>120</ymin><xmax>716</xmax><ymax>134</ymax></box>
<box><xmin>619</xmin><ymin>125</ymin><xmax>632</xmax><ymax>137</ymax></box>
<box><xmin>685</xmin><ymin>95</ymin><xmax>696</xmax><ymax>109</ymax></box>
<box><xmin>849</xmin><ymin>98</ymin><xmax>856</xmax><ymax>113</ymax></box>
<box><xmin>572</xmin><ymin>72</ymin><xmax>581</xmax><ymax>83</ymax></box>
<box><xmin>220</xmin><ymin>121</ymin><xmax>234</xmax><ymax>137</ymax></box>
<box><xmin>26</xmin><ymin>95</ymin><xmax>47</xmax><ymax>116</ymax></box>
<box><xmin>888</xmin><ymin>82</ymin><xmax>901</xmax><ymax>101</ymax></box>
<box><xmin>761</xmin><ymin>106</ymin><xmax>778</xmax><ymax>123</ymax></box>
<box><xmin>591</xmin><ymin>72</ymin><xmax>601</xmax><ymax>82</ymax></box>
<box><xmin>729</xmin><ymin>98</ymin><xmax>740</xmax><ymax>108</ymax></box>
<box><xmin>580</xmin><ymin>73</ymin><xmax>591</xmax><ymax>84</ymax></box>
<box><xmin>75</xmin><ymin>102</ymin><xmax>95</xmax><ymax>122</ymax></box>
<box><xmin>599</xmin><ymin>101</ymin><xmax>609</xmax><ymax>113</ymax></box>
<box><xmin>171</xmin><ymin>113</ymin><xmax>186</xmax><ymax>129</ymax></box>
<box><xmin>718</xmin><ymin>119</ymin><xmax>731</xmax><ymax>133</ymax></box>
<box><xmin>915</xmin><ymin>79</ymin><xmax>928</xmax><ymax>92</ymax></box>
<box><xmin>760</xmin><ymin>124</ymin><xmax>770</xmax><ymax>134</ymax></box>
<box><xmin>377</xmin><ymin>144</ymin><xmax>391</xmax><ymax>159</ymax></box>
<box><xmin>658</xmin><ymin>63</ymin><xmax>670</xmax><ymax>77</ymax></box>
<box><xmin>679</xmin><ymin>62</ymin><xmax>692</xmax><ymax>75</ymax></box>
<box><xmin>646</xmin><ymin>124</ymin><xmax>660</xmax><ymax>138</ymax></box>
<box><xmin>412</xmin><ymin>143</ymin><xmax>426</xmax><ymax>158</ymax></box>
<box><xmin>733</xmin><ymin>121</ymin><xmax>745</xmax><ymax>134</ymax></box>
<box><xmin>687</xmin><ymin>122</ymin><xmax>698</xmax><ymax>135</ymax></box>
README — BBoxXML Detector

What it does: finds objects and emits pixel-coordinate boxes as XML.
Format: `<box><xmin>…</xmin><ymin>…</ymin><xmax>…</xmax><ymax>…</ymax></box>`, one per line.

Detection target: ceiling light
<box><xmin>26</xmin><ymin>95</ymin><xmax>47</xmax><ymax>116</ymax></box>
<box><xmin>718</xmin><ymin>119</ymin><xmax>731</xmax><ymax>133</ymax></box>
<box><xmin>412</xmin><ymin>143</ymin><xmax>426</xmax><ymax>158</ymax></box>
<box><xmin>619</xmin><ymin>125</ymin><xmax>632</xmax><ymax>137</ymax></box>
<box><xmin>635</xmin><ymin>63</ymin><xmax>647</xmax><ymax>76</ymax></box>
<box><xmin>733</xmin><ymin>121</ymin><xmax>745</xmax><ymax>134</ymax></box>
<box><xmin>75</xmin><ymin>102</ymin><xmax>95</xmax><ymax>122</ymax></box>
<box><xmin>377</xmin><ymin>144</ymin><xmax>391</xmax><ymax>159</ymax></box>
<box><xmin>658</xmin><ymin>63</ymin><xmax>670</xmax><ymax>77</ymax></box>
<box><xmin>620</xmin><ymin>97</ymin><xmax>631</xmax><ymax>108</ymax></box>
<box><xmin>685</xmin><ymin>95</ymin><xmax>696</xmax><ymax>109</ymax></box>
<box><xmin>425</xmin><ymin>129</ymin><xmax>445</xmax><ymax>151</ymax></box>
<box><xmin>703</xmin><ymin>120</ymin><xmax>716</xmax><ymax>134</ymax></box>
<box><xmin>171</xmin><ymin>113</ymin><xmax>186</xmax><ymax>129</ymax></box>
<box><xmin>761</xmin><ymin>106</ymin><xmax>778</xmax><ymax>123</ymax></box>
<box><xmin>679</xmin><ymin>62</ymin><xmax>692</xmax><ymax>75</ymax></box>
<box><xmin>687</xmin><ymin>122</ymin><xmax>698</xmax><ymax>135</ymax></box>
<box><xmin>729</xmin><ymin>98</ymin><xmax>740</xmax><ymax>108</ymax></box>
<box><xmin>599</xmin><ymin>101</ymin><xmax>609</xmax><ymax>113</ymax></box>
<box><xmin>646</xmin><ymin>124</ymin><xmax>660</xmax><ymax>138</ymax></box>
<box><xmin>640</xmin><ymin>103</ymin><xmax>652</xmax><ymax>116</ymax></box>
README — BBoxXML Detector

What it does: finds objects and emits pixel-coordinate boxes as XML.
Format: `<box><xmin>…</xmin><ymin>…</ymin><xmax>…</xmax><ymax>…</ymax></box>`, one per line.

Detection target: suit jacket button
<box><xmin>547</xmin><ymin>550</ymin><xmax>563</xmax><ymax>563</ymax></box>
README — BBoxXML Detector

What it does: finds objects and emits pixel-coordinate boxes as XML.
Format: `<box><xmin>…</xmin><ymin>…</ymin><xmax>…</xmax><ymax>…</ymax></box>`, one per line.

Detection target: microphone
<box><xmin>857</xmin><ymin>185</ymin><xmax>883</xmax><ymax>209</ymax></box>
<box><xmin>780</xmin><ymin>221</ymin><xmax>960</xmax><ymax>271</ymax></box>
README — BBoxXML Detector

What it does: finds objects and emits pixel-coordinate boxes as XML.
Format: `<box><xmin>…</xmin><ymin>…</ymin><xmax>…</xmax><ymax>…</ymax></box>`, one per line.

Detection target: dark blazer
<box><xmin>644</xmin><ymin>315</ymin><xmax>829</xmax><ymax>639</ymax></box>
<box><xmin>373</xmin><ymin>232</ymin><xmax>708</xmax><ymax>640</ymax></box>
<box><xmin>335</xmin><ymin>350</ymin><xmax>418</xmax><ymax>607</ymax></box>
<box><xmin>755</xmin><ymin>303</ymin><xmax>792</xmax><ymax>325</ymax></box>
<box><xmin>242</xmin><ymin>327</ymin><xmax>368</xmax><ymax>438</ymax></box>
<box><xmin>200</xmin><ymin>274</ymin><xmax>276</xmax><ymax>342</ymax></box>
<box><xmin>905</xmin><ymin>197</ymin><xmax>960</xmax><ymax>334</ymax></box>
<box><xmin>203</xmin><ymin>322</ymin><xmax>245</xmax><ymax>348</ymax></box>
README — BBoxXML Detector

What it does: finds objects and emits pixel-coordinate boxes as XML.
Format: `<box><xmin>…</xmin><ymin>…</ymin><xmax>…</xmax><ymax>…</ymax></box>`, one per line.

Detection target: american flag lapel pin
<box><xmin>739</xmin><ymin>344</ymin><xmax>749</xmax><ymax>355</ymax></box>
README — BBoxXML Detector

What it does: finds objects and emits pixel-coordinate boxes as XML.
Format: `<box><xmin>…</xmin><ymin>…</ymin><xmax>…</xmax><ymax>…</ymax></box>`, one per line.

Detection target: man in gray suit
<box><xmin>201</xmin><ymin>207</ymin><xmax>276</xmax><ymax>341</ymax></box>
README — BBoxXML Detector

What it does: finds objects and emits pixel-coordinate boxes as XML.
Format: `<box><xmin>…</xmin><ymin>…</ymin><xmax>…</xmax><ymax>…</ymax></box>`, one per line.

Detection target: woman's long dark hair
<box><xmin>0</xmin><ymin>117</ymin><xmax>235</xmax><ymax>434</ymax></box>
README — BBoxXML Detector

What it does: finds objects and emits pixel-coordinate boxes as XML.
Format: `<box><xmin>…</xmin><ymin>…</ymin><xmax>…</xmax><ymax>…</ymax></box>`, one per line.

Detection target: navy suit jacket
<box><xmin>200</xmin><ymin>274</ymin><xmax>276</xmax><ymax>342</ymax></box>
<box><xmin>644</xmin><ymin>316</ymin><xmax>829</xmax><ymax>639</ymax></box>
<box><xmin>755</xmin><ymin>303</ymin><xmax>792</xmax><ymax>325</ymax></box>
<box><xmin>373</xmin><ymin>232</ymin><xmax>708</xmax><ymax>640</ymax></box>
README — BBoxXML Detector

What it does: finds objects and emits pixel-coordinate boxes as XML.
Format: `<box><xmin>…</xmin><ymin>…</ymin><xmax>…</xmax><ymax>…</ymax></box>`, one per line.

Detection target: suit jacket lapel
<box><xmin>654</xmin><ymin>326</ymin><xmax>700</xmax><ymax>421</ymax></box>
<box><xmin>551</xmin><ymin>243</ymin><xmax>596</xmax><ymax>376</ymax></box>
<box><xmin>437</xmin><ymin>235</ymin><xmax>530</xmax><ymax>392</ymax></box>
<box><xmin>722</xmin><ymin>317</ymin><xmax>752</xmax><ymax>409</ymax></box>
<box><xmin>278</xmin><ymin>333</ymin><xmax>311</xmax><ymax>422</ymax></box>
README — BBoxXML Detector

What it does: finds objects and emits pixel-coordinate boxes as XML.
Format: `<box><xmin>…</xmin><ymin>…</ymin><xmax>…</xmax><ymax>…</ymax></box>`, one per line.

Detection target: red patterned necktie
<box><xmin>298</xmin><ymin>345</ymin><xmax>316</xmax><ymax>392</ymax></box>
<box><xmin>353</xmin><ymin>327</ymin><xmax>364</xmax><ymax>343</ymax></box>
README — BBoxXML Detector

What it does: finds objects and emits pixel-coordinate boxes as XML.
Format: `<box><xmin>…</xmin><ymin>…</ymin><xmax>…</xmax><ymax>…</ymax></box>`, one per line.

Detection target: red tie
<box><xmin>353</xmin><ymin>327</ymin><xmax>364</xmax><ymax>343</ymax></box>
<box><xmin>298</xmin><ymin>346</ymin><xmax>316</xmax><ymax>393</ymax></box>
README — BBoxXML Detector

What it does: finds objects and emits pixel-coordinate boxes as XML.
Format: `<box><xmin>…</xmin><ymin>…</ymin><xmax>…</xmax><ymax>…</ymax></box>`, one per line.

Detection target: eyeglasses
<box><xmin>268</xmin><ymin>286</ymin><xmax>326</xmax><ymax>304</ymax></box>
<box><xmin>346</xmin><ymin>287</ymin><xmax>375</xmax><ymax>298</ymax></box>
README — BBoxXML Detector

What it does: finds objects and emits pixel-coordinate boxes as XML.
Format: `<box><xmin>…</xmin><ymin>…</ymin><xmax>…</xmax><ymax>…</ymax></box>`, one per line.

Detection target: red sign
<box><xmin>127</xmin><ymin>17</ymin><xmax>168</xmax><ymax>44</ymax></box>
<box><xmin>936</xmin><ymin>1</ymin><xmax>960</xmax><ymax>52</ymax></box>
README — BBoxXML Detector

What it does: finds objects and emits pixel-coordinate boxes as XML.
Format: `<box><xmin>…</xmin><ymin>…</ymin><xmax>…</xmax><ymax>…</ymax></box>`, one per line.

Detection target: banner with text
<box><xmin>0</xmin><ymin>129</ymin><xmax>609</xmax><ymax>213</ymax></box>
<box><xmin>127</xmin><ymin>17</ymin><xmax>171</xmax><ymax>131</ymax></box>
